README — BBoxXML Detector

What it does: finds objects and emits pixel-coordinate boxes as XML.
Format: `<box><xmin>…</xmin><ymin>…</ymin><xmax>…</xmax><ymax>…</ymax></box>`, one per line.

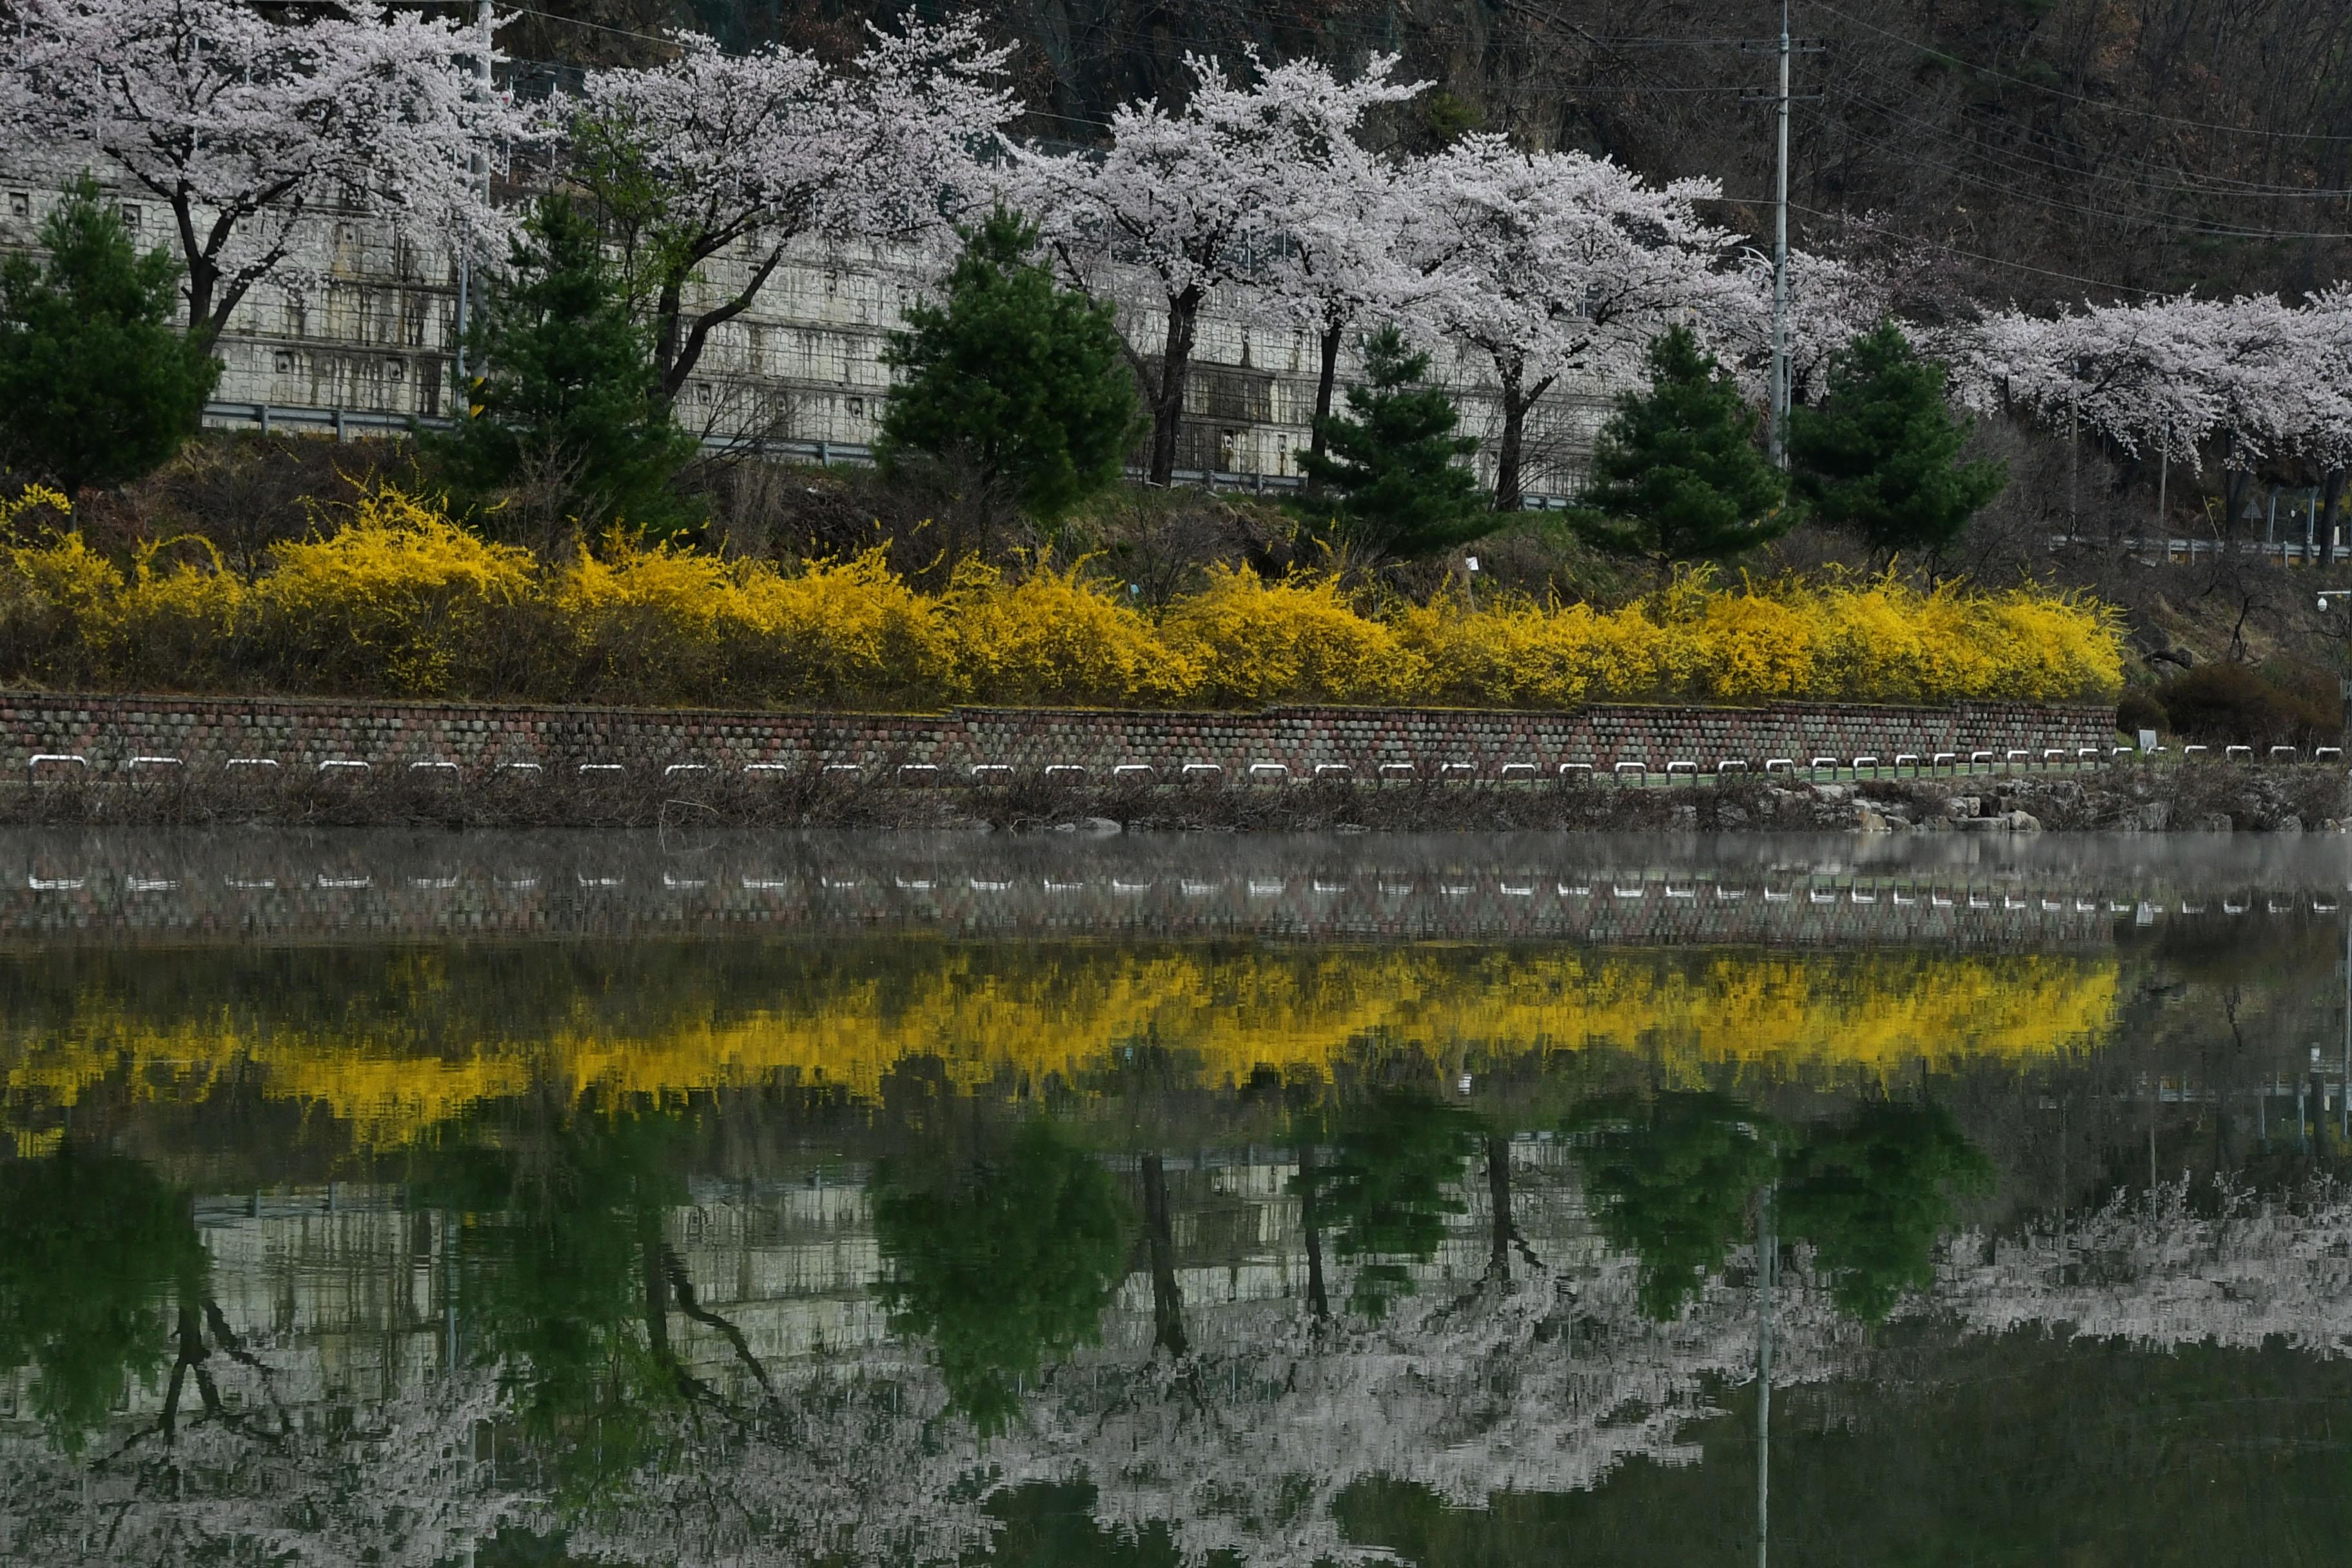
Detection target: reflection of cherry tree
<box><xmin>988</xmin><ymin>1217</ymin><xmax>1865</xmax><ymax>1567</ymax></box>
<box><xmin>1945</xmin><ymin>1175</ymin><xmax>2352</xmax><ymax>1353</ymax></box>
<box><xmin>1</xmin><ymin>1360</ymin><xmax>518</xmax><ymax>1565</ymax></box>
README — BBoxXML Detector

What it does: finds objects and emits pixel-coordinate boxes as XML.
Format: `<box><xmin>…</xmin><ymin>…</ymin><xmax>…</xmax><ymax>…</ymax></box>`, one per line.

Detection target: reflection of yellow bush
<box><xmin>3</xmin><ymin>946</ymin><xmax>2117</xmax><ymax>1152</ymax></box>
<box><xmin>0</xmin><ymin>486</ymin><xmax>2122</xmax><ymax>708</ymax></box>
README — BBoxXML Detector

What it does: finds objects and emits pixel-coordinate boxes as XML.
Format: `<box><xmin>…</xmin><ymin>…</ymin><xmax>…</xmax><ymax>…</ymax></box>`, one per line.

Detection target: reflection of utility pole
<box><xmin>1755</xmin><ymin>1184</ymin><xmax>1776</xmax><ymax>1568</ymax></box>
<box><xmin>442</xmin><ymin>1207</ymin><xmax>458</xmax><ymax>1375</ymax></box>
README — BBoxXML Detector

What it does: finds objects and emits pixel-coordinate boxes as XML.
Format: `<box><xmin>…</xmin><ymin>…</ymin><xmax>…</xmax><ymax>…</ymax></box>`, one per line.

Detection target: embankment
<box><xmin>0</xmin><ymin>689</ymin><xmax>2325</xmax><ymax>832</ymax></box>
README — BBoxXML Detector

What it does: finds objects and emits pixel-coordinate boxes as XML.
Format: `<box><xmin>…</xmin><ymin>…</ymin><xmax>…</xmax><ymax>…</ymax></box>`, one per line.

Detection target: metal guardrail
<box><xmin>199</xmin><ymin>400</ymin><xmax>1579</xmax><ymax>510</ymax></box>
<box><xmin>2050</xmin><ymin>533</ymin><xmax>2346</xmax><ymax>567</ymax></box>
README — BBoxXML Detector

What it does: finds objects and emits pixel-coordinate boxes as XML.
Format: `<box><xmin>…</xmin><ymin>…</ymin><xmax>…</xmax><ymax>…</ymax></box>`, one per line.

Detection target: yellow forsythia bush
<box><xmin>246</xmin><ymin>489</ymin><xmax>538</xmax><ymax>696</ymax></box>
<box><xmin>559</xmin><ymin>540</ymin><xmax>952</xmax><ymax>707</ymax></box>
<box><xmin>943</xmin><ymin>560</ymin><xmax>1195</xmax><ymax>706</ymax></box>
<box><xmin>0</xmin><ymin>486</ymin><xmax>2122</xmax><ymax>710</ymax></box>
<box><xmin>1160</xmin><ymin>565</ymin><xmax>1423</xmax><ymax>705</ymax></box>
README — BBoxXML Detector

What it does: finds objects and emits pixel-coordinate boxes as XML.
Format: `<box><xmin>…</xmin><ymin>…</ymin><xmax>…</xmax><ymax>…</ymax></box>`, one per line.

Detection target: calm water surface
<box><xmin>1</xmin><ymin>828</ymin><xmax>2348</xmax><ymax>1565</ymax></box>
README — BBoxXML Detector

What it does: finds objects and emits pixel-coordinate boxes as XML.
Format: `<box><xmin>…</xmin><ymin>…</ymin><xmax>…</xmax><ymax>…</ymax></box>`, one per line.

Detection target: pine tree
<box><xmin>877</xmin><ymin>208</ymin><xmax>1140</xmax><ymax>520</ymax></box>
<box><xmin>1297</xmin><ymin>324</ymin><xmax>1491</xmax><ymax>560</ymax></box>
<box><xmin>1788</xmin><ymin>318</ymin><xmax>2006</xmax><ymax>557</ymax></box>
<box><xmin>428</xmin><ymin>195</ymin><xmax>698</xmax><ymax>540</ymax></box>
<box><xmin>1570</xmin><ymin>326</ymin><xmax>1790</xmax><ymax>572</ymax></box>
<box><xmin>0</xmin><ymin>174</ymin><xmax>219</xmax><ymax>498</ymax></box>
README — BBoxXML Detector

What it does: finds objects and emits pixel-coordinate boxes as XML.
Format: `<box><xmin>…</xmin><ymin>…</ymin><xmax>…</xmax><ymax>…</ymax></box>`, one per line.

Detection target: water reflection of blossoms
<box><xmin>12</xmin><ymin>1087</ymin><xmax>2352</xmax><ymax>1565</ymax></box>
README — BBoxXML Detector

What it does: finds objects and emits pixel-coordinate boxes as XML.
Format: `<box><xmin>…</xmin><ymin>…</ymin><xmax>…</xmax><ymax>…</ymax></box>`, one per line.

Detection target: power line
<box><xmin>1803</xmin><ymin>0</ymin><xmax>2352</xmax><ymax>144</ymax></box>
<box><xmin>1785</xmin><ymin>199</ymin><xmax>2162</xmax><ymax>297</ymax></box>
<box><xmin>1823</xmin><ymin>49</ymin><xmax>2352</xmax><ymax>201</ymax></box>
<box><xmin>1801</xmin><ymin>107</ymin><xmax>2352</xmax><ymax>240</ymax></box>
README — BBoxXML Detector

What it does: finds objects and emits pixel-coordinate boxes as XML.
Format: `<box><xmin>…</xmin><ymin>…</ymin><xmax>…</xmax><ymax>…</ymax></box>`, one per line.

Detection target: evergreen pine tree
<box><xmin>1788</xmin><ymin>318</ymin><xmax>2006</xmax><ymax>557</ymax></box>
<box><xmin>429</xmin><ymin>195</ymin><xmax>697</xmax><ymax>540</ymax></box>
<box><xmin>0</xmin><ymin>175</ymin><xmax>219</xmax><ymax>498</ymax></box>
<box><xmin>877</xmin><ymin>208</ymin><xmax>1140</xmax><ymax>520</ymax></box>
<box><xmin>1571</xmin><ymin>326</ymin><xmax>1790</xmax><ymax>572</ymax></box>
<box><xmin>1297</xmin><ymin>324</ymin><xmax>1491</xmax><ymax>560</ymax></box>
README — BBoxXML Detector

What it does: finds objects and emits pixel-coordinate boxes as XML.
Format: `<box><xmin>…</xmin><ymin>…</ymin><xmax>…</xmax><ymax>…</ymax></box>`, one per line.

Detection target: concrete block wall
<box><xmin>0</xmin><ymin>692</ymin><xmax>2118</xmax><ymax>778</ymax></box>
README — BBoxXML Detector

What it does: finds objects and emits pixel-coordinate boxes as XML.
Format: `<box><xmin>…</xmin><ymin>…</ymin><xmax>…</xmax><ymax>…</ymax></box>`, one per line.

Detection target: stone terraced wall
<box><xmin>0</xmin><ymin>692</ymin><xmax>2119</xmax><ymax>779</ymax></box>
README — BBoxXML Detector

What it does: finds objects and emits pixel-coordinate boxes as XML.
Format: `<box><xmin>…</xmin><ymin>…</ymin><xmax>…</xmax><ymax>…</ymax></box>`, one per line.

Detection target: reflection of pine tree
<box><xmin>422</xmin><ymin>1103</ymin><xmax>739</xmax><ymax>1500</ymax></box>
<box><xmin>1299</xmin><ymin>1090</ymin><xmax>1480</xmax><ymax>1320</ymax></box>
<box><xmin>872</xmin><ymin>1119</ymin><xmax>1131</xmax><ymax>1436</ymax></box>
<box><xmin>1779</xmin><ymin>1102</ymin><xmax>1994</xmax><ymax>1322</ymax></box>
<box><xmin>1570</xmin><ymin>1092</ymin><xmax>1783</xmax><ymax>1321</ymax></box>
<box><xmin>0</xmin><ymin>1145</ymin><xmax>217</xmax><ymax>1456</ymax></box>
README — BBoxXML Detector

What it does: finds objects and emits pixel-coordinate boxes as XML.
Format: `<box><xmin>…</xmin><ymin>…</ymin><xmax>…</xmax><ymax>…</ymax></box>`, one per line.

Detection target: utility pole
<box><xmin>1744</xmin><ymin>3</ymin><xmax>1818</xmax><ymax>467</ymax></box>
<box><xmin>454</xmin><ymin>0</ymin><xmax>491</xmax><ymax>388</ymax></box>
<box><xmin>1770</xmin><ymin>0</ymin><xmax>1790</xmax><ymax>467</ymax></box>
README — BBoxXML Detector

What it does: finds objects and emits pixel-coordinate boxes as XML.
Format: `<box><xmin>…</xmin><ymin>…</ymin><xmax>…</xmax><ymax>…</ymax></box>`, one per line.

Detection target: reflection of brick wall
<box><xmin>0</xmin><ymin>692</ymin><xmax>2116</xmax><ymax>776</ymax></box>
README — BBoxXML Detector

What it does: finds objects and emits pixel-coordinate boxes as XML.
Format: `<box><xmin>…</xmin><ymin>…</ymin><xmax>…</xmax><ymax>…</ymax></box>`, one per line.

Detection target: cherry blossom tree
<box><xmin>2289</xmin><ymin>288</ymin><xmax>2352</xmax><ymax>562</ymax></box>
<box><xmin>0</xmin><ymin>0</ymin><xmax>525</xmax><ymax>340</ymax></box>
<box><xmin>1251</xmin><ymin>77</ymin><xmax>1431</xmax><ymax>482</ymax></box>
<box><xmin>1397</xmin><ymin>133</ymin><xmax>1744</xmax><ymax>511</ymax></box>
<box><xmin>1954</xmin><ymin>295</ymin><xmax>2304</xmax><ymax>534</ymax></box>
<box><xmin>569</xmin><ymin>17</ymin><xmax>1014</xmax><ymax>404</ymax></box>
<box><xmin>1727</xmin><ymin>247</ymin><xmax>1894</xmax><ymax>411</ymax></box>
<box><xmin>1017</xmin><ymin>50</ymin><xmax>1423</xmax><ymax>487</ymax></box>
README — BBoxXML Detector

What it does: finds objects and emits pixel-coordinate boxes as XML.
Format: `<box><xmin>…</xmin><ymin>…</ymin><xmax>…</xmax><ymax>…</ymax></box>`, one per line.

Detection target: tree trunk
<box><xmin>1147</xmin><ymin>286</ymin><xmax>1204</xmax><ymax>487</ymax></box>
<box><xmin>654</xmin><ymin>272</ymin><xmax>689</xmax><ymax>401</ymax></box>
<box><xmin>638</xmin><ymin>1213</ymin><xmax>673</xmax><ymax>1367</ymax></box>
<box><xmin>1304</xmin><ymin>317</ymin><xmax>1346</xmax><ymax>498</ymax></box>
<box><xmin>1141</xmin><ymin>1153</ymin><xmax>1188</xmax><ymax>1359</ymax></box>
<box><xmin>2323</xmin><ymin>468</ymin><xmax>2345</xmax><ymax>567</ymax></box>
<box><xmin>1485</xmin><ymin>1134</ymin><xmax>1513</xmax><ymax>1282</ymax></box>
<box><xmin>1493</xmin><ymin>358</ymin><xmax>1526</xmax><ymax>513</ymax></box>
<box><xmin>1297</xmin><ymin>1142</ymin><xmax>1329</xmax><ymax>1319</ymax></box>
<box><xmin>170</xmin><ymin>194</ymin><xmax>222</xmax><ymax>340</ymax></box>
<box><xmin>2220</xmin><ymin>431</ymin><xmax>2253</xmax><ymax>543</ymax></box>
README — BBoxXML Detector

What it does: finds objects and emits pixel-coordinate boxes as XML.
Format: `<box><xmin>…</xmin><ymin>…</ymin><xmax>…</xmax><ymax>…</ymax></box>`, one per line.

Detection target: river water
<box><xmin>1</xmin><ymin>828</ymin><xmax>2347</xmax><ymax>1565</ymax></box>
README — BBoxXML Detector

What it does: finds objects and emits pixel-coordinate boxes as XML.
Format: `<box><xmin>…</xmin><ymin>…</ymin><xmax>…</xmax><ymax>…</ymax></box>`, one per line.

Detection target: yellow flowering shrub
<box><xmin>1976</xmin><ymin>587</ymin><xmax>2126</xmax><ymax>703</ymax></box>
<box><xmin>1685</xmin><ymin>592</ymin><xmax>1819</xmax><ymax>701</ymax></box>
<box><xmin>1161</xmin><ymin>565</ymin><xmax>1422</xmax><ymax>705</ymax></box>
<box><xmin>1396</xmin><ymin>594</ymin><xmax>1666</xmax><ymax>707</ymax></box>
<box><xmin>248</xmin><ymin>488</ymin><xmax>536</xmax><ymax>696</ymax></box>
<box><xmin>554</xmin><ymin>536</ymin><xmax>741</xmax><ymax>703</ymax></box>
<box><xmin>107</xmin><ymin>538</ymin><xmax>249</xmax><ymax>690</ymax></box>
<box><xmin>943</xmin><ymin>560</ymin><xmax>1195</xmax><ymax>707</ymax></box>
<box><xmin>554</xmin><ymin>538</ymin><xmax>950</xmax><ymax>707</ymax></box>
<box><xmin>730</xmin><ymin>547</ymin><xmax>953</xmax><ymax>709</ymax></box>
<box><xmin>0</xmin><ymin>484</ymin><xmax>2124</xmax><ymax>710</ymax></box>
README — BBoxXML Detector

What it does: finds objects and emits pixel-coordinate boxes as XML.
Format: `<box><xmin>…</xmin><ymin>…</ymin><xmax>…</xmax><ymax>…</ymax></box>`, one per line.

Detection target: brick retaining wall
<box><xmin>0</xmin><ymin>692</ymin><xmax>2118</xmax><ymax>779</ymax></box>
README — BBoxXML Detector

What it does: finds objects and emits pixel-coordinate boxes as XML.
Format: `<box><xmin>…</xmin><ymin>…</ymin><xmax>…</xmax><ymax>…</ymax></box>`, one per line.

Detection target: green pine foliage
<box><xmin>1568</xmin><ymin>1092</ymin><xmax>1784</xmax><ymax>1322</ymax></box>
<box><xmin>1301</xmin><ymin>1090</ymin><xmax>1480</xmax><ymax>1320</ymax></box>
<box><xmin>1778</xmin><ymin>1101</ymin><xmax>1994</xmax><ymax>1324</ymax></box>
<box><xmin>429</xmin><ymin>195</ymin><xmax>698</xmax><ymax>539</ymax></box>
<box><xmin>871</xmin><ymin>1121</ymin><xmax>1131</xmax><ymax>1437</ymax></box>
<box><xmin>1788</xmin><ymin>318</ymin><xmax>2007</xmax><ymax>556</ymax></box>
<box><xmin>1297</xmin><ymin>324</ymin><xmax>1492</xmax><ymax>560</ymax></box>
<box><xmin>0</xmin><ymin>174</ymin><xmax>219</xmax><ymax>498</ymax></box>
<box><xmin>1570</xmin><ymin>326</ymin><xmax>1790</xmax><ymax>571</ymax></box>
<box><xmin>877</xmin><ymin>208</ymin><xmax>1141</xmax><ymax>520</ymax></box>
